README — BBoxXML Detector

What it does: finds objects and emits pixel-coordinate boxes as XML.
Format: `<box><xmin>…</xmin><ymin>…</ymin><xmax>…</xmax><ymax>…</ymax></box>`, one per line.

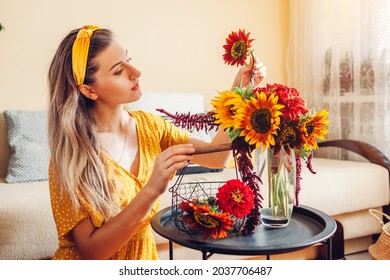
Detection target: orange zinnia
<box><xmin>179</xmin><ymin>201</ymin><xmax>234</xmax><ymax>239</ymax></box>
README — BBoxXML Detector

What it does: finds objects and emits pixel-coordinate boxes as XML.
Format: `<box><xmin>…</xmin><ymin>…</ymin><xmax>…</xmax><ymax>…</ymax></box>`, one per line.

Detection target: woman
<box><xmin>47</xmin><ymin>25</ymin><xmax>265</xmax><ymax>260</ymax></box>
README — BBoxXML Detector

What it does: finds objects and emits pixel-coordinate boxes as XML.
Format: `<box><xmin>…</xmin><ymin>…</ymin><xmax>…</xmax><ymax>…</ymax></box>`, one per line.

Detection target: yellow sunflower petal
<box><xmin>234</xmin><ymin>92</ymin><xmax>283</xmax><ymax>149</ymax></box>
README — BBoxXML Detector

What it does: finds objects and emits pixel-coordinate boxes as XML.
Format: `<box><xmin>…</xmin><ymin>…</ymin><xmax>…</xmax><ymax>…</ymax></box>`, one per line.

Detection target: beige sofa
<box><xmin>1</xmin><ymin>92</ymin><xmax>389</xmax><ymax>260</ymax></box>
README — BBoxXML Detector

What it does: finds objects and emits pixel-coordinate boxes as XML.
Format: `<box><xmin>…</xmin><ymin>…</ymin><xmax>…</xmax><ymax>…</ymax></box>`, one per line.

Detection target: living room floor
<box><xmin>344</xmin><ymin>251</ymin><xmax>372</xmax><ymax>260</ymax></box>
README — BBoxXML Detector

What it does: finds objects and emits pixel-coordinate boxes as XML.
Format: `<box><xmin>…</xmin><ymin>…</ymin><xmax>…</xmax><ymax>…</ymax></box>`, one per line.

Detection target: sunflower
<box><xmin>179</xmin><ymin>201</ymin><xmax>234</xmax><ymax>239</ymax></box>
<box><xmin>234</xmin><ymin>91</ymin><xmax>284</xmax><ymax>150</ymax></box>
<box><xmin>300</xmin><ymin>110</ymin><xmax>330</xmax><ymax>150</ymax></box>
<box><xmin>223</xmin><ymin>29</ymin><xmax>254</xmax><ymax>67</ymax></box>
<box><xmin>211</xmin><ymin>90</ymin><xmax>244</xmax><ymax>130</ymax></box>
<box><xmin>216</xmin><ymin>179</ymin><xmax>254</xmax><ymax>219</ymax></box>
<box><xmin>274</xmin><ymin>121</ymin><xmax>303</xmax><ymax>154</ymax></box>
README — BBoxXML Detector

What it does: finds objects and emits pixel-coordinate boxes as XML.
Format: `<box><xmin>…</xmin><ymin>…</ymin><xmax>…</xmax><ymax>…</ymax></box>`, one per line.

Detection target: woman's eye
<box><xmin>114</xmin><ymin>68</ymin><xmax>124</xmax><ymax>75</ymax></box>
<box><xmin>113</xmin><ymin>58</ymin><xmax>132</xmax><ymax>75</ymax></box>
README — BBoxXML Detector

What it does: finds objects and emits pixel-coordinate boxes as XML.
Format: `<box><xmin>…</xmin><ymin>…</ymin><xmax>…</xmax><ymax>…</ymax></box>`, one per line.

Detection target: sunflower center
<box><xmin>280</xmin><ymin>126</ymin><xmax>298</xmax><ymax>145</ymax></box>
<box><xmin>251</xmin><ymin>108</ymin><xmax>272</xmax><ymax>133</ymax></box>
<box><xmin>231</xmin><ymin>189</ymin><xmax>243</xmax><ymax>203</ymax></box>
<box><xmin>194</xmin><ymin>211</ymin><xmax>219</xmax><ymax>228</ymax></box>
<box><xmin>229</xmin><ymin>105</ymin><xmax>236</xmax><ymax>117</ymax></box>
<box><xmin>305</xmin><ymin>120</ymin><xmax>315</xmax><ymax>136</ymax></box>
<box><xmin>231</xmin><ymin>40</ymin><xmax>247</xmax><ymax>59</ymax></box>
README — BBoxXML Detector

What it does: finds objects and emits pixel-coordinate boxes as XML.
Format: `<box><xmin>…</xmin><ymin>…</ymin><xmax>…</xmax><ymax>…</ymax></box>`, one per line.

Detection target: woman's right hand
<box><xmin>145</xmin><ymin>144</ymin><xmax>194</xmax><ymax>195</ymax></box>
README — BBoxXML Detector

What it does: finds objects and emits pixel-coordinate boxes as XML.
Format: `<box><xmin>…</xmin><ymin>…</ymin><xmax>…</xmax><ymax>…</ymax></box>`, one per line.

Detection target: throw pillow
<box><xmin>3</xmin><ymin>110</ymin><xmax>50</xmax><ymax>183</ymax></box>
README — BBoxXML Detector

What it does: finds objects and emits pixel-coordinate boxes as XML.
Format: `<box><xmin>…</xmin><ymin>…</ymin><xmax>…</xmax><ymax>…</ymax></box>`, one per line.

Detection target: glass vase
<box><xmin>260</xmin><ymin>146</ymin><xmax>295</xmax><ymax>228</ymax></box>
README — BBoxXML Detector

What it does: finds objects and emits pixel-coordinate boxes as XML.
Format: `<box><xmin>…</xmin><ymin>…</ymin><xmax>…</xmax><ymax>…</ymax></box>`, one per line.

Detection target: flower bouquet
<box><xmin>161</xmin><ymin>29</ymin><xmax>329</xmax><ymax>236</ymax></box>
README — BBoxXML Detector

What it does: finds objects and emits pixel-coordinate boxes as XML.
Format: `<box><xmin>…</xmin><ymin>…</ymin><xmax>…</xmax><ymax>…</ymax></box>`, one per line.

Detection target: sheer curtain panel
<box><xmin>287</xmin><ymin>0</ymin><xmax>390</xmax><ymax>159</ymax></box>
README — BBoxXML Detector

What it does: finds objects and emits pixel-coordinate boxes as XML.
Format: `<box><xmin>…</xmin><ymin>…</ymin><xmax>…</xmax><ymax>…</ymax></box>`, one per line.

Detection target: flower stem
<box><xmin>250</xmin><ymin>49</ymin><xmax>255</xmax><ymax>86</ymax></box>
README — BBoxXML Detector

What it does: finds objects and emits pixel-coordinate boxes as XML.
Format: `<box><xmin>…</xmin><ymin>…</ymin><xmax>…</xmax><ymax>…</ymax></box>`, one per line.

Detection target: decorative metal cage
<box><xmin>169</xmin><ymin>165</ymin><xmax>244</xmax><ymax>236</ymax></box>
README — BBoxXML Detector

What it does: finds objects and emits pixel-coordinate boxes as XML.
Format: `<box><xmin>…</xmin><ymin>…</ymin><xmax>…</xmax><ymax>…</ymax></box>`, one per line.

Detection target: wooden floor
<box><xmin>344</xmin><ymin>251</ymin><xmax>372</xmax><ymax>260</ymax></box>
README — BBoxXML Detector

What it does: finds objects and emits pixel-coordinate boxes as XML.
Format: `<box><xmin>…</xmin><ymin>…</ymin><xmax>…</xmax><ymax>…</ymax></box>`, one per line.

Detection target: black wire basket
<box><xmin>169</xmin><ymin>164</ymin><xmax>245</xmax><ymax>236</ymax></box>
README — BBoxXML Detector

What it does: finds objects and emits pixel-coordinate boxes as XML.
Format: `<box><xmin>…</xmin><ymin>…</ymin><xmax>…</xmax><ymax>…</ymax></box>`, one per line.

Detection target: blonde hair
<box><xmin>48</xmin><ymin>27</ymin><xmax>121</xmax><ymax>221</ymax></box>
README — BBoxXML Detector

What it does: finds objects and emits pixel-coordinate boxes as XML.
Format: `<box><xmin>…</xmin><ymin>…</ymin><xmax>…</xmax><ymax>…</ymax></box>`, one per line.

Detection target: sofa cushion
<box><xmin>299</xmin><ymin>158</ymin><xmax>390</xmax><ymax>216</ymax></box>
<box><xmin>3</xmin><ymin>110</ymin><xmax>50</xmax><ymax>183</ymax></box>
<box><xmin>333</xmin><ymin>207</ymin><xmax>383</xmax><ymax>240</ymax></box>
<box><xmin>0</xmin><ymin>181</ymin><xmax>57</xmax><ymax>259</ymax></box>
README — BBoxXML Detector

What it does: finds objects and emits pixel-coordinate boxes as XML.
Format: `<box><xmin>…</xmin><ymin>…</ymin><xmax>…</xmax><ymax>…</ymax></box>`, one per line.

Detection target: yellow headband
<box><xmin>72</xmin><ymin>25</ymin><xmax>101</xmax><ymax>85</ymax></box>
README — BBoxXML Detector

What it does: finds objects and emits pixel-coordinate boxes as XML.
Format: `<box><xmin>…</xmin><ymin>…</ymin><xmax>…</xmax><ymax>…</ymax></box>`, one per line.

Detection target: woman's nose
<box><xmin>126</xmin><ymin>63</ymin><xmax>141</xmax><ymax>80</ymax></box>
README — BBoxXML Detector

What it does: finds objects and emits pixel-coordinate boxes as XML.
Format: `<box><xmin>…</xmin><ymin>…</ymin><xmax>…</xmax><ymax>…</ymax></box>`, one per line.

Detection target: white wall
<box><xmin>0</xmin><ymin>0</ymin><xmax>289</xmax><ymax>111</ymax></box>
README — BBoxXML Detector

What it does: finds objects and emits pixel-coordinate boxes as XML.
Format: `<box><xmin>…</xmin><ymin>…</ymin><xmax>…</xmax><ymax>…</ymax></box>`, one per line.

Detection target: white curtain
<box><xmin>287</xmin><ymin>0</ymin><xmax>390</xmax><ymax>159</ymax></box>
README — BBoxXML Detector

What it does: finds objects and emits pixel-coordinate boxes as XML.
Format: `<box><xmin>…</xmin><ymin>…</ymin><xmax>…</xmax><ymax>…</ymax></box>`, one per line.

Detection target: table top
<box><xmin>151</xmin><ymin>205</ymin><xmax>337</xmax><ymax>256</ymax></box>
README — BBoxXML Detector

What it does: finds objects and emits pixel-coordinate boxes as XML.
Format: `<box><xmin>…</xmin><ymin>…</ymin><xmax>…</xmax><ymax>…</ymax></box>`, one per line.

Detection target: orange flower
<box><xmin>234</xmin><ymin>91</ymin><xmax>284</xmax><ymax>150</ymax></box>
<box><xmin>211</xmin><ymin>90</ymin><xmax>244</xmax><ymax>130</ymax></box>
<box><xmin>179</xmin><ymin>200</ymin><xmax>234</xmax><ymax>239</ymax></box>
<box><xmin>216</xmin><ymin>179</ymin><xmax>254</xmax><ymax>219</ymax></box>
<box><xmin>223</xmin><ymin>29</ymin><xmax>254</xmax><ymax>67</ymax></box>
<box><xmin>300</xmin><ymin>110</ymin><xmax>330</xmax><ymax>150</ymax></box>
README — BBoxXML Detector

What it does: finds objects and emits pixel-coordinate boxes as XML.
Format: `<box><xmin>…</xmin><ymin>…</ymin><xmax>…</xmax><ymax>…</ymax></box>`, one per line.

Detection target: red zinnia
<box><xmin>179</xmin><ymin>200</ymin><xmax>234</xmax><ymax>239</ymax></box>
<box><xmin>257</xmin><ymin>83</ymin><xmax>309</xmax><ymax>122</ymax></box>
<box><xmin>216</xmin><ymin>179</ymin><xmax>254</xmax><ymax>218</ymax></box>
<box><xmin>223</xmin><ymin>29</ymin><xmax>254</xmax><ymax>67</ymax></box>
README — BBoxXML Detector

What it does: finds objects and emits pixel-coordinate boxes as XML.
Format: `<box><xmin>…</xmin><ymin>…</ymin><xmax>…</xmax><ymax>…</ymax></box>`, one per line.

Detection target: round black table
<box><xmin>151</xmin><ymin>205</ymin><xmax>337</xmax><ymax>260</ymax></box>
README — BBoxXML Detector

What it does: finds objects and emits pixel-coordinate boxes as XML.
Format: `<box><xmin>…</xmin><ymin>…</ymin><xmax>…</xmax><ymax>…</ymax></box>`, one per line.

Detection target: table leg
<box><xmin>202</xmin><ymin>250</ymin><xmax>207</xmax><ymax>260</ymax></box>
<box><xmin>327</xmin><ymin>237</ymin><xmax>333</xmax><ymax>260</ymax></box>
<box><xmin>169</xmin><ymin>240</ymin><xmax>173</xmax><ymax>260</ymax></box>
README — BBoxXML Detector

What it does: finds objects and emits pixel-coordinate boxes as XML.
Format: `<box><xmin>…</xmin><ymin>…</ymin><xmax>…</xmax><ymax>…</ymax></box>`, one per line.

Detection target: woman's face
<box><xmin>88</xmin><ymin>39</ymin><xmax>142</xmax><ymax>106</ymax></box>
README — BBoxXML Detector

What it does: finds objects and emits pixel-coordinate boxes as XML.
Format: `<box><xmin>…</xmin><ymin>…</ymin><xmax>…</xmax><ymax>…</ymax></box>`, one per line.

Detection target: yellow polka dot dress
<box><xmin>49</xmin><ymin>111</ymin><xmax>189</xmax><ymax>260</ymax></box>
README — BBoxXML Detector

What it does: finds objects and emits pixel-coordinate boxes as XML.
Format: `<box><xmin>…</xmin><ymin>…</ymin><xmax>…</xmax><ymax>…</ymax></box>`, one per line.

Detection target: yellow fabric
<box><xmin>49</xmin><ymin>110</ymin><xmax>190</xmax><ymax>259</ymax></box>
<box><xmin>72</xmin><ymin>25</ymin><xmax>101</xmax><ymax>85</ymax></box>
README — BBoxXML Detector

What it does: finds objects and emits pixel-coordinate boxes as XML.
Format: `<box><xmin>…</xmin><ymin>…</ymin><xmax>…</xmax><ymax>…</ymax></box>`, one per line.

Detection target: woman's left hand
<box><xmin>231</xmin><ymin>56</ymin><xmax>267</xmax><ymax>89</ymax></box>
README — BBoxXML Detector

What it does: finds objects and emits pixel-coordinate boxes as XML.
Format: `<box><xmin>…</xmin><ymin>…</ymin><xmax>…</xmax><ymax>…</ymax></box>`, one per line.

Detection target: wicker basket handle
<box><xmin>369</xmin><ymin>209</ymin><xmax>390</xmax><ymax>228</ymax></box>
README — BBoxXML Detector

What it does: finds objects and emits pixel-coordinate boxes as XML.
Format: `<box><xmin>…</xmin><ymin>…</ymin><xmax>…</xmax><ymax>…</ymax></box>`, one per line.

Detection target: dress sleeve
<box><xmin>48</xmin><ymin>161</ymin><xmax>104</xmax><ymax>241</ymax></box>
<box><xmin>133</xmin><ymin>111</ymin><xmax>190</xmax><ymax>150</ymax></box>
<box><xmin>159</xmin><ymin>116</ymin><xmax>191</xmax><ymax>150</ymax></box>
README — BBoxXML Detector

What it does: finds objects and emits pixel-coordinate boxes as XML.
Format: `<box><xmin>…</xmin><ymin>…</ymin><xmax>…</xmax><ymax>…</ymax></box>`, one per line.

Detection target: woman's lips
<box><xmin>131</xmin><ymin>83</ymin><xmax>139</xmax><ymax>91</ymax></box>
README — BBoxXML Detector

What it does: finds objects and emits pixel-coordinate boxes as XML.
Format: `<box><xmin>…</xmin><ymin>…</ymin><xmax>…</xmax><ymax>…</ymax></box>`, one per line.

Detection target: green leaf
<box><xmin>0</xmin><ymin>23</ymin><xmax>4</xmax><ymax>32</ymax></box>
<box><xmin>242</xmin><ymin>86</ymin><xmax>254</xmax><ymax>99</ymax></box>
<box><xmin>233</xmin><ymin>85</ymin><xmax>253</xmax><ymax>99</ymax></box>
<box><xmin>228</xmin><ymin>128</ymin><xmax>242</xmax><ymax>141</ymax></box>
<box><xmin>296</xmin><ymin>147</ymin><xmax>312</xmax><ymax>160</ymax></box>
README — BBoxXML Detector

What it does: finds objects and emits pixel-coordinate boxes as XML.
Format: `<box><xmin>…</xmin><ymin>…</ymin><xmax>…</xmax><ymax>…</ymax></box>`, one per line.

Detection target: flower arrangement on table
<box><xmin>177</xmin><ymin>179</ymin><xmax>254</xmax><ymax>239</ymax></box>
<box><xmin>159</xmin><ymin>29</ymin><xmax>329</xmax><ymax>238</ymax></box>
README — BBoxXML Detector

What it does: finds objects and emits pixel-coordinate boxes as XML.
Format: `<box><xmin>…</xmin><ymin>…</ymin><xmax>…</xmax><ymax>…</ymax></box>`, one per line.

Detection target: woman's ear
<box><xmin>78</xmin><ymin>84</ymin><xmax>98</xmax><ymax>100</ymax></box>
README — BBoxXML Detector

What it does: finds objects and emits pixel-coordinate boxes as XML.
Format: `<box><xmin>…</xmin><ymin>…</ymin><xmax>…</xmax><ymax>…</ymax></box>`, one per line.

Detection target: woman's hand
<box><xmin>145</xmin><ymin>144</ymin><xmax>195</xmax><ymax>195</ymax></box>
<box><xmin>231</xmin><ymin>57</ymin><xmax>267</xmax><ymax>89</ymax></box>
